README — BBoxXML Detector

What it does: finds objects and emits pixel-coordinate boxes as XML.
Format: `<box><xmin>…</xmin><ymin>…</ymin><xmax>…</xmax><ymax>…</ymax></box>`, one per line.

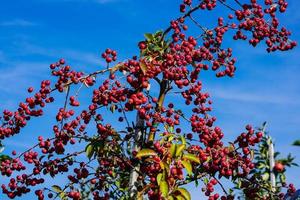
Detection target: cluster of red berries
<box><xmin>0</xmin><ymin>0</ymin><xmax>297</xmax><ymax>199</ymax></box>
<box><xmin>101</xmin><ymin>48</ymin><xmax>117</xmax><ymax>63</ymax></box>
<box><xmin>0</xmin><ymin>79</ymin><xmax>53</xmax><ymax>140</ymax></box>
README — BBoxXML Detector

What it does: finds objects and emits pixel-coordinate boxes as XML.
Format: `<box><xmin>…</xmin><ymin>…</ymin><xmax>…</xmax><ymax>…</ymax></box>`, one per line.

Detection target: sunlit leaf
<box><xmin>180</xmin><ymin>135</ymin><xmax>186</xmax><ymax>145</ymax></box>
<box><xmin>175</xmin><ymin>144</ymin><xmax>185</xmax><ymax>157</ymax></box>
<box><xmin>52</xmin><ymin>185</ymin><xmax>62</xmax><ymax>193</ymax></box>
<box><xmin>159</xmin><ymin>181</ymin><xmax>169</xmax><ymax>198</ymax></box>
<box><xmin>157</xmin><ymin>173</ymin><xmax>163</xmax><ymax>185</ymax></box>
<box><xmin>182</xmin><ymin>160</ymin><xmax>192</xmax><ymax>175</ymax></box>
<box><xmin>110</xmin><ymin>63</ymin><xmax>123</xmax><ymax>74</ymax></box>
<box><xmin>144</xmin><ymin>33</ymin><xmax>154</xmax><ymax>41</ymax></box>
<box><xmin>140</xmin><ymin>60</ymin><xmax>148</xmax><ymax>74</ymax></box>
<box><xmin>183</xmin><ymin>154</ymin><xmax>200</xmax><ymax>164</ymax></box>
<box><xmin>170</xmin><ymin>144</ymin><xmax>176</xmax><ymax>158</ymax></box>
<box><xmin>136</xmin><ymin>149</ymin><xmax>157</xmax><ymax>158</ymax></box>
<box><xmin>176</xmin><ymin>188</ymin><xmax>191</xmax><ymax>200</ymax></box>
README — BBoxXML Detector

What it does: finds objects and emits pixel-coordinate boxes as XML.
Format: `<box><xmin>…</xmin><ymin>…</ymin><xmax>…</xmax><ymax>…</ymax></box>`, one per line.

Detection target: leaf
<box><xmin>85</xmin><ymin>144</ymin><xmax>94</xmax><ymax>160</ymax></box>
<box><xmin>279</xmin><ymin>174</ymin><xmax>286</xmax><ymax>183</ymax></box>
<box><xmin>157</xmin><ymin>173</ymin><xmax>163</xmax><ymax>185</ymax></box>
<box><xmin>0</xmin><ymin>155</ymin><xmax>11</xmax><ymax>162</ymax></box>
<box><xmin>140</xmin><ymin>60</ymin><xmax>148</xmax><ymax>74</ymax></box>
<box><xmin>182</xmin><ymin>154</ymin><xmax>200</xmax><ymax>164</ymax></box>
<box><xmin>168</xmin><ymin>135</ymin><xmax>175</xmax><ymax>142</ymax></box>
<box><xmin>144</xmin><ymin>33</ymin><xmax>154</xmax><ymax>41</ymax></box>
<box><xmin>174</xmin><ymin>195</ymin><xmax>185</xmax><ymax>200</ymax></box>
<box><xmin>160</xmin><ymin>161</ymin><xmax>166</xmax><ymax>170</ymax></box>
<box><xmin>195</xmin><ymin>179</ymin><xmax>199</xmax><ymax>187</ymax></box>
<box><xmin>262</xmin><ymin>172</ymin><xmax>269</xmax><ymax>181</ymax></box>
<box><xmin>182</xmin><ymin>160</ymin><xmax>192</xmax><ymax>175</ymax></box>
<box><xmin>175</xmin><ymin>144</ymin><xmax>185</xmax><ymax>157</ymax></box>
<box><xmin>159</xmin><ymin>181</ymin><xmax>169</xmax><ymax>198</ymax></box>
<box><xmin>52</xmin><ymin>185</ymin><xmax>62</xmax><ymax>193</ymax></box>
<box><xmin>176</xmin><ymin>188</ymin><xmax>191</xmax><ymax>200</ymax></box>
<box><xmin>203</xmin><ymin>178</ymin><xmax>209</xmax><ymax>184</ymax></box>
<box><xmin>292</xmin><ymin>140</ymin><xmax>300</xmax><ymax>146</ymax></box>
<box><xmin>110</xmin><ymin>63</ymin><xmax>123</xmax><ymax>74</ymax></box>
<box><xmin>168</xmin><ymin>126</ymin><xmax>174</xmax><ymax>133</ymax></box>
<box><xmin>180</xmin><ymin>135</ymin><xmax>186</xmax><ymax>145</ymax></box>
<box><xmin>136</xmin><ymin>149</ymin><xmax>157</xmax><ymax>158</ymax></box>
<box><xmin>170</xmin><ymin>144</ymin><xmax>176</xmax><ymax>158</ymax></box>
<box><xmin>110</xmin><ymin>104</ymin><xmax>116</xmax><ymax>113</ymax></box>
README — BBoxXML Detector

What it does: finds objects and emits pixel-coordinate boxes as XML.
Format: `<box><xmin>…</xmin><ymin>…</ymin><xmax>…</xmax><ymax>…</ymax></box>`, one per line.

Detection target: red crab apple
<box><xmin>274</xmin><ymin>162</ymin><xmax>285</xmax><ymax>173</ymax></box>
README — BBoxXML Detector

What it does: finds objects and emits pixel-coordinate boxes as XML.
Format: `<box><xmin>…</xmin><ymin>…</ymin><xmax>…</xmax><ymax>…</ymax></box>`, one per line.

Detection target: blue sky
<box><xmin>0</xmin><ymin>0</ymin><xmax>300</xmax><ymax>199</ymax></box>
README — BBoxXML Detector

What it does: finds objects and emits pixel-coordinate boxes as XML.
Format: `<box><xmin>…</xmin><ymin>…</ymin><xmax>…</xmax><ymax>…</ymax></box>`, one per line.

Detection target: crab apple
<box><xmin>274</xmin><ymin>162</ymin><xmax>285</xmax><ymax>173</ymax></box>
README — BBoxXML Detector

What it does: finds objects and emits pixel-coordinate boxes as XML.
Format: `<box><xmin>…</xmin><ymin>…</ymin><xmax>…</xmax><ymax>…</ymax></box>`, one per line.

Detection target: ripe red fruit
<box><xmin>274</xmin><ymin>162</ymin><xmax>285</xmax><ymax>172</ymax></box>
<box><xmin>59</xmin><ymin>58</ymin><xmax>65</xmax><ymax>65</ymax></box>
<box><xmin>27</xmin><ymin>87</ymin><xmax>34</xmax><ymax>93</ymax></box>
<box><xmin>138</xmin><ymin>41</ymin><xmax>147</xmax><ymax>50</ymax></box>
<box><xmin>12</xmin><ymin>150</ymin><xmax>17</xmax><ymax>156</ymax></box>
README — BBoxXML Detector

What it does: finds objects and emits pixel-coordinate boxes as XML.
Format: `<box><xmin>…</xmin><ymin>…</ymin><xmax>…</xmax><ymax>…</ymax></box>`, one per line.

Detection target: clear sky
<box><xmin>0</xmin><ymin>0</ymin><xmax>300</xmax><ymax>199</ymax></box>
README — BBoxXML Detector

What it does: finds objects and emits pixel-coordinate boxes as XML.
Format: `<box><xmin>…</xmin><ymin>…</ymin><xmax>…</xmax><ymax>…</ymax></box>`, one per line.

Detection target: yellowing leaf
<box><xmin>140</xmin><ymin>60</ymin><xmax>148</xmax><ymax>74</ymax></box>
<box><xmin>183</xmin><ymin>154</ymin><xmax>200</xmax><ymax>164</ymax></box>
<box><xmin>109</xmin><ymin>63</ymin><xmax>123</xmax><ymax>74</ymax></box>
<box><xmin>170</xmin><ymin>144</ymin><xmax>176</xmax><ymax>158</ymax></box>
<box><xmin>159</xmin><ymin>181</ymin><xmax>169</xmax><ymax>198</ymax></box>
<box><xmin>157</xmin><ymin>173</ymin><xmax>163</xmax><ymax>185</ymax></box>
<box><xmin>160</xmin><ymin>161</ymin><xmax>166</xmax><ymax>170</ymax></box>
<box><xmin>180</xmin><ymin>135</ymin><xmax>186</xmax><ymax>145</ymax></box>
<box><xmin>176</xmin><ymin>188</ymin><xmax>191</xmax><ymax>200</ymax></box>
<box><xmin>181</xmin><ymin>160</ymin><xmax>192</xmax><ymax>175</ymax></box>
<box><xmin>175</xmin><ymin>144</ymin><xmax>185</xmax><ymax>157</ymax></box>
<box><xmin>136</xmin><ymin>149</ymin><xmax>157</xmax><ymax>158</ymax></box>
<box><xmin>174</xmin><ymin>195</ymin><xmax>185</xmax><ymax>200</ymax></box>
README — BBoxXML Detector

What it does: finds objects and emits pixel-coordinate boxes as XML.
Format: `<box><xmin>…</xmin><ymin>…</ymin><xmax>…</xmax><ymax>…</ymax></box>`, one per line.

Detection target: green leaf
<box><xmin>182</xmin><ymin>154</ymin><xmax>200</xmax><ymax>164</ymax></box>
<box><xmin>85</xmin><ymin>144</ymin><xmax>94</xmax><ymax>160</ymax></box>
<box><xmin>175</xmin><ymin>144</ymin><xmax>185</xmax><ymax>157</ymax></box>
<box><xmin>0</xmin><ymin>155</ymin><xmax>11</xmax><ymax>162</ymax></box>
<box><xmin>292</xmin><ymin>140</ymin><xmax>300</xmax><ymax>146</ymax></box>
<box><xmin>262</xmin><ymin>172</ymin><xmax>269</xmax><ymax>181</ymax></box>
<box><xmin>52</xmin><ymin>185</ymin><xmax>62</xmax><ymax>193</ymax></box>
<box><xmin>180</xmin><ymin>135</ymin><xmax>186</xmax><ymax>145</ymax></box>
<box><xmin>170</xmin><ymin>144</ymin><xmax>176</xmax><ymax>158</ymax></box>
<box><xmin>176</xmin><ymin>188</ymin><xmax>191</xmax><ymax>200</ymax></box>
<box><xmin>52</xmin><ymin>185</ymin><xmax>67</xmax><ymax>199</ymax></box>
<box><xmin>159</xmin><ymin>181</ymin><xmax>169</xmax><ymax>198</ymax></box>
<box><xmin>182</xmin><ymin>160</ymin><xmax>192</xmax><ymax>175</ymax></box>
<box><xmin>168</xmin><ymin>126</ymin><xmax>174</xmax><ymax>133</ymax></box>
<box><xmin>144</xmin><ymin>33</ymin><xmax>154</xmax><ymax>41</ymax></box>
<box><xmin>203</xmin><ymin>178</ymin><xmax>209</xmax><ymax>184</ymax></box>
<box><xmin>136</xmin><ymin>149</ymin><xmax>157</xmax><ymax>158</ymax></box>
<box><xmin>157</xmin><ymin>173</ymin><xmax>163</xmax><ymax>185</ymax></box>
<box><xmin>279</xmin><ymin>174</ymin><xmax>286</xmax><ymax>183</ymax></box>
